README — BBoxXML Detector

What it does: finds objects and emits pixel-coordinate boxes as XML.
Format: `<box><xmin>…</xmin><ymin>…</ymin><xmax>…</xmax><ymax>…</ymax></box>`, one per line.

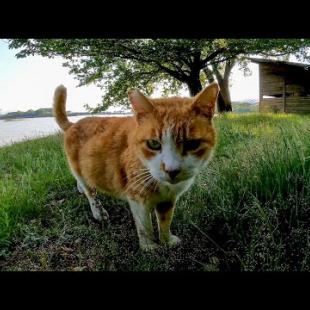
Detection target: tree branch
<box><xmin>212</xmin><ymin>64</ymin><xmax>223</xmax><ymax>84</ymax></box>
<box><xmin>224</xmin><ymin>59</ymin><xmax>236</xmax><ymax>79</ymax></box>
<box><xmin>203</xmin><ymin>67</ymin><xmax>215</xmax><ymax>83</ymax></box>
<box><xmin>97</xmin><ymin>42</ymin><xmax>189</xmax><ymax>82</ymax></box>
<box><xmin>154</xmin><ymin>62</ymin><xmax>186</xmax><ymax>82</ymax></box>
<box><xmin>201</xmin><ymin>48</ymin><xmax>227</xmax><ymax>67</ymax></box>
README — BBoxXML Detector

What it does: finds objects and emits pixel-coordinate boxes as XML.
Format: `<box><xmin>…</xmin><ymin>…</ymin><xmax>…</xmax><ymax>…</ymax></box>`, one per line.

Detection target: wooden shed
<box><xmin>250</xmin><ymin>58</ymin><xmax>310</xmax><ymax>113</ymax></box>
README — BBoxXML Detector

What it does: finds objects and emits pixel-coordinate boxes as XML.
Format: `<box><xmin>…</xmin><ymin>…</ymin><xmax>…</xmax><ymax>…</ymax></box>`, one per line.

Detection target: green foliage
<box><xmin>0</xmin><ymin>108</ymin><xmax>92</xmax><ymax>119</ymax></box>
<box><xmin>0</xmin><ymin>108</ymin><xmax>53</xmax><ymax>119</ymax></box>
<box><xmin>232</xmin><ymin>101</ymin><xmax>259</xmax><ymax>113</ymax></box>
<box><xmin>8</xmin><ymin>39</ymin><xmax>310</xmax><ymax>111</ymax></box>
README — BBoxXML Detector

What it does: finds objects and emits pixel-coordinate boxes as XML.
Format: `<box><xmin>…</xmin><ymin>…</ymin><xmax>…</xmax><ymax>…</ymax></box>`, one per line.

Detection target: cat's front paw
<box><xmin>168</xmin><ymin>235</ymin><xmax>181</xmax><ymax>247</ymax></box>
<box><xmin>161</xmin><ymin>235</ymin><xmax>181</xmax><ymax>248</ymax></box>
<box><xmin>91</xmin><ymin>206</ymin><xmax>103</xmax><ymax>222</ymax></box>
<box><xmin>100</xmin><ymin>207</ymin><xmax>110</xmax><ymax>221</ymax></box>
<box><xmin>139</xmin><ymin>240</ymin><xmax>159</xmax><ymax>252</ymax></box>
<box><xmin>91</xmin><ymin>199</ymin><xmax>109</xmax><ymax>222</ymax></box>
<box><xmin>77</xmin><ymin>182</ymin><xmax>84</xmax><ymax>194</ymax></box>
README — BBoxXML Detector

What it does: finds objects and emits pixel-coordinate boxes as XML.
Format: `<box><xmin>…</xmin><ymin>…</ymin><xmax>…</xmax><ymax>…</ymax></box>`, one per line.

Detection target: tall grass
<box><xmin>178</xmin><ymin>113</ymin><xmax>310</xmax><ymax>270</ymax></box>
<box><xmin>0</xmin><ymin>133</ymin><xmax>71</xmax><ymax>248</ymax></box>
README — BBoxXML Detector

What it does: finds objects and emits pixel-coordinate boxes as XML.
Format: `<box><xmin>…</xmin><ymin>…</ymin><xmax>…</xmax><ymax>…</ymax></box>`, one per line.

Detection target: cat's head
<box><xmin>128</xmin><ymin>83</ymin><xmax>219</xmax><ymax>185</ymax></box>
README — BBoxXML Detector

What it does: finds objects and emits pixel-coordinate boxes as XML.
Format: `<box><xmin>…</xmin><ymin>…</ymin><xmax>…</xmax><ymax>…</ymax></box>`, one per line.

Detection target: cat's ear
<box><xmin>127</xmin><ymin>89</ymin><xmax>154</xmax><ymax>123</ymax></box>
<box><xmin>191</xmin><ymin>82</ymin><xmax>220</xmax><ymax>118</ymax></box>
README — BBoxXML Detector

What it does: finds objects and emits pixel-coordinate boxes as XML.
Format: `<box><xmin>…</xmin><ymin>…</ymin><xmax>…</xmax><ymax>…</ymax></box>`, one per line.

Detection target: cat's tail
<box><xmin>53</xmin><ymin>85</ymin><xmax>73</xmax><ymax>131</ymax></box>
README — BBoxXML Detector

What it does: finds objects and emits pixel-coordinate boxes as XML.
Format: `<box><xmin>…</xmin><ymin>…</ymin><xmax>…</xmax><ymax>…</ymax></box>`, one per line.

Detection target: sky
<box><xmin>0</xmin><ymin>40</ymin><xmax>260</xmax><ymax>113</ymax></box>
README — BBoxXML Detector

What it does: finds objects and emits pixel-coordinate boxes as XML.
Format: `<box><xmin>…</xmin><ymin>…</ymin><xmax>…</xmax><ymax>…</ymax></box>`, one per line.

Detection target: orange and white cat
<box><xmin>53</xmin><ymin>83</ymin><xmax>219</xmax><ymax>251</ymax></box>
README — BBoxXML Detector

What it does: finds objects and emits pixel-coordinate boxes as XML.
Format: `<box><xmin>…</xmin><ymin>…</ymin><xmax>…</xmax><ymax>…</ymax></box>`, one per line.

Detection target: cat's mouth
<box><xmin>162</xmin><ymin>179</ymin><xmax>178</xmax><ymax>185</ymax></box>
<box><xmin>154</xmin><ymin>176</ymin><xmax>182</xmax><ymax>185</ymax></box>
<box><xmin>166</xmin><ymin>178</ymin><xmax>182</xmax><ymax>185</ymax></box>
<box><xmin>149</xmin><ymin>169</ymin><xmax>192</xmax><ymax>185</ymax></box>
<box><xmin>162</xmin><ymin>178</ymin><xmax>191</xmax><ymax>186</ymax></box>
<box><xmin>161</xmin><ymin>174</ymin><xmax>192</xmax><ymax>185</ymax></box>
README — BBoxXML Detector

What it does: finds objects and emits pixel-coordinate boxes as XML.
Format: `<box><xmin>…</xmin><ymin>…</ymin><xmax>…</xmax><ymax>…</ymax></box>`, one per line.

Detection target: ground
<box><xmin>0</xmin><ymin>113</ymin><xmax>310</xmax><ymax>271</ymax></box>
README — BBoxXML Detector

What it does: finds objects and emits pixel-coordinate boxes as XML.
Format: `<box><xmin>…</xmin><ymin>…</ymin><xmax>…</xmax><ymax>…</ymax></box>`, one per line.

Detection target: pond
<box><xmin>0</xmin><ymin>114</ymin><xmax>130</xmax><ymax>147</ymax></box>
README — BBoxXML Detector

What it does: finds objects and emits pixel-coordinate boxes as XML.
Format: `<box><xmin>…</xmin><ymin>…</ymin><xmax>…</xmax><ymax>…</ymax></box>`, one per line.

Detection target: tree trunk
<box><xmin>217</xmin><ymin>80</ymin><xmax>232</xmax><ymax>112</ymax></box>
<box><xmin>203</xmin><ymin>60</ymin><xmax>235</xmax><ymax>112</ymax></box>
<box><xmin>186</xmin><ymin>60</ymin><xmax>234</xmax><ymax>113</ymax></box>
<box><xmin>187</xmin><ymin>76</ymin><xmax>203</xmax><ymax>96</ymax></box>
<box><xmin>203</xmin><ymin>66</ymin><xmax>215</xmax><ymax>83</ymax></box>
<box><xmin>211</xmin><ymin>60</ymin><xmax>235</xmax><ymax>112</ymax></box>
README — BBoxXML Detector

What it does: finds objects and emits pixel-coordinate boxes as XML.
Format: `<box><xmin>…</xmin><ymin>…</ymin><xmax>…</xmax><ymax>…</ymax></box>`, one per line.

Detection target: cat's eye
<box><xmin>146</xmin><ymin>139</ymin><xmax>161</xmax><ymax>151</ymax></box>
<box><xmin>183</xmin><ymin>139</ymin><xmax>201</xmax><ymax>151</ymax></box>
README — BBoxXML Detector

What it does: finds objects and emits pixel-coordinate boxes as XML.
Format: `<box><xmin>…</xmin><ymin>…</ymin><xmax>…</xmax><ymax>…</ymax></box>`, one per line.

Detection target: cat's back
<box><xmin>65</xmin><ymin>115</ymin><xmax>134</xmax><ymax>144</ymax></box>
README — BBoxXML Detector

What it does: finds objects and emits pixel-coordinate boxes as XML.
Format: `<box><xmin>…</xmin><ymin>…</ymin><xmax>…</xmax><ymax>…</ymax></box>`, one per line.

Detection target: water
<box><xmin>0</xmin><ymin>114</ymin><xmax>131</xmax><ymax>147</ymax></box>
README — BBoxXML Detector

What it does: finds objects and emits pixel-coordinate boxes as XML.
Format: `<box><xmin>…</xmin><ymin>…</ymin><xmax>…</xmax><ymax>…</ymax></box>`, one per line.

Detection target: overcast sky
<box><xmin>0</xmin><ymin>40</ymin><xmax>261</xmax><ymax>113</ymax></box>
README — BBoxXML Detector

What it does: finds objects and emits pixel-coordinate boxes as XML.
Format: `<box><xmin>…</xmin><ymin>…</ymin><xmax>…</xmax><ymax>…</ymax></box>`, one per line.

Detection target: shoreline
<box><xmin>0</xmin><ymin>112</ymin><xmax>132</xmax><ymax>121</ymax></box>
<box><xmin>0</xmin><ymin>114</ymin><xmax>133</xmax><ymax>147</ymax></box>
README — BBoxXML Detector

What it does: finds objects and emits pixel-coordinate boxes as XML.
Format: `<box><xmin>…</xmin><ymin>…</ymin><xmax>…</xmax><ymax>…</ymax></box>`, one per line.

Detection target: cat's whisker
<box><xmin>145</xmin><ymin>179</ymin><xmax>156</xmax><ymax>195</ymax></box>
<box><xmin>152</xmin><ymin>180</ymin><xmax>159</xmax><ymax>193</ymax></box>
<box><xmin>125</xmin><ymin>173</ymin><xmax>152</xmax><ymax>193</ymax></box>
<box><xmin>131</xmin><ymin>172</ymin><xmax>150</xmax><ymax>179</ymax></box>
<box><xmin>129</xmin><ymin>172</ymin><xmax>151</xmax><ymax>184</ymax></box>
<box><xmin>139</xmin><ymin>176</ymin><xmax>154</xmax><ymax>195</ymax></box>
<box><xmin>126</xmin><ymin>170</ymin><xmax>150</xmax><ymax>179</ymax></box>
<box><xmin>151</xmin><ymin>179</ymin><xmax>158</xmax><ymax>193</ymax></box>
<box><xmin>132</xmin><ymin>174</ymin><xmax>152</xmax><ymax>193</ymax></box>
<box><xmin>125</xmin><ymin>171</ymin><xmax>151</xmax><ymax>185</ymax></box>
<box><xmin>132</xmin><ymin>175</ymin><xmax>153</xmax><ymax>194</ymax></box>
<box><xmin>126</xmin><ymin>168</ymin><xmax>148</xmax><ymax>177</ymax></box>
<box><xmin>141</xmin><ymin>175</ymin><xmax>158</xmax><ymax>196</ymax></box>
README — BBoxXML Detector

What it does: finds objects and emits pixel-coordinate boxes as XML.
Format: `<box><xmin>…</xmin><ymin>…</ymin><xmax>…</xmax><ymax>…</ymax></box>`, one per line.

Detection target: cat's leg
<box><xmin>72</xmin><ymin>172</ymin><xmax>109</xmax><ymax>221</ymax></box>
<box><xmin>127</xmin><ymin>199</ymin><xmax>158</xmax><ymax>251</ymax></box>
<box><xmin>77</xmin><ymin>180</ymin><xmax>84</xmax><ymax>194</ymax></box>
<box><xmin>155</xmin><ymin>201</ymin><xmax>181</xmax><ymax>247</ymax></box>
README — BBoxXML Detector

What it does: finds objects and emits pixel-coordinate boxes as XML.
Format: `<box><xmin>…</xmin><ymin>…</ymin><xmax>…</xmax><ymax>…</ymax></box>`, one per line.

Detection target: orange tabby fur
<box><xmin>53</xmin><ymin>83</ymin><xmax>219</xmax><ymax>250</ymax></box>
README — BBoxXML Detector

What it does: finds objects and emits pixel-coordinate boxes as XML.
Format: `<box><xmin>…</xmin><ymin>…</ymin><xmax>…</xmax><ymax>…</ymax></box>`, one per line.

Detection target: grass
<box><xmin>0</xmin><ymin>112</ymin><xmax>310</xmax><ymax>271</ymax></box>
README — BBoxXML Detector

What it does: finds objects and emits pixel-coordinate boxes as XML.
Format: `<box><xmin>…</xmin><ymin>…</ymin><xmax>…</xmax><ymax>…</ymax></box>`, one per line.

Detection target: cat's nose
<box><xmin>166</xmin><ymin>169</ymin><xmax>181</xmax><ymax>180</ymax></box>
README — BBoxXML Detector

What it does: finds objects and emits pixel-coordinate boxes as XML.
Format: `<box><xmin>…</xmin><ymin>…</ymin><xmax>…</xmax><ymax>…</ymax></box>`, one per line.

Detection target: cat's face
<box><xmin>128</xmin><ymin>83</ymin><xmax>219</xmax><ymax>185</ymax></box>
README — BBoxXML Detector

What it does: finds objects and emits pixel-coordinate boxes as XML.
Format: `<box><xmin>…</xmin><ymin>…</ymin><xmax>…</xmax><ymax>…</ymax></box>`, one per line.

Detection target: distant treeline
<box><xmin>0</xmin><ymin>103</ymin><xmax>257</xmax><ymax>120</ymax></box>
<box><xmin>232</xmin><ymin>101</ymin><xmax>258</xmax><ymax>113</ymax></box>
<box><xmin>0</xmin><ymin>108</ymin><xmax>131</xmax><ymax>120</ymax></box>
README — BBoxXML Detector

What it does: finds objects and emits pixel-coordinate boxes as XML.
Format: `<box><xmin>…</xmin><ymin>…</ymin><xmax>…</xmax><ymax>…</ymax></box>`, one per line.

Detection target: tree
<box><xmin>8</xmin><ymin>39</ymin><xmax>310</xmax><ymax>112</ymax></box>
<box><xmin>203</xmin><ymin>59</ymin><xmax>236</xmax><ymax>112</ymax></box>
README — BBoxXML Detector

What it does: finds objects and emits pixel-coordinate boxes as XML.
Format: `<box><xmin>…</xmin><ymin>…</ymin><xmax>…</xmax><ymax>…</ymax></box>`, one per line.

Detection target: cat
<box><xmin>53</xmin><ymin>83</ymin><xmax>219</xmax><ymax>251</ymax></box>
